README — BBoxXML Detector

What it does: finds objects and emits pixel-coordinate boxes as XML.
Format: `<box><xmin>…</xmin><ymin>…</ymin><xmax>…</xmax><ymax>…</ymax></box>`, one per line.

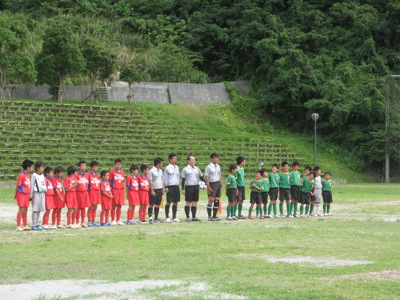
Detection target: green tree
<box><xmin>120</xmin><ymin>63</ymin><xmax>145</xmax><ymax>104</ymax></box>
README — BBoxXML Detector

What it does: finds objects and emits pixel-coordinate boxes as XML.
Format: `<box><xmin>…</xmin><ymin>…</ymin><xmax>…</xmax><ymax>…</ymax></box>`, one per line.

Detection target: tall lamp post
<box><xmin>312</xmin><ymin>113</ymin><xmax>319</xmax><ymax>167</ymax></box>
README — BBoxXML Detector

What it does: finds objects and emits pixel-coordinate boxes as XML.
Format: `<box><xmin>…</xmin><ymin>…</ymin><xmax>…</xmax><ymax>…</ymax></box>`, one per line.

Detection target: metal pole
<box><xmin>385</xmin><ymin>77</ymin><xmax>390</xmax><ymax>183</ymax></box>
<box><xmin>314</xmin><ymin>118</ymin><xmax>317</xmax><ymax>167</ymax></box>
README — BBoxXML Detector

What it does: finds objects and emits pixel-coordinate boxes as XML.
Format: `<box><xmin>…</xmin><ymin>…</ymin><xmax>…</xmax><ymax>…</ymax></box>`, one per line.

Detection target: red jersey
<box><xmin>16</xmin><ymin>171</ymin><xmax>31</xmax><ymax>194</ymax></box>
<box><xmin>45</xmin><ymin>177</ymin><xmax>54</xmax><ymax>196</ymax></box>
<box><xmin>64</xmin><ymin>175</ymin><xmax>77</xmax><ymax>194</ymax></box>
<box><xmin>88</xmin><ymin>171</ymin><xmax>101</xmax><ymax>191</ymax></box>
<box><xmin>100</xmin><ymin>180</ymin><xmax>112</xmax><ymax>197</ymax></box>
<box><xmin>137</xmin><ymin>174</ymin><xmax>150</xmax><ymax>191</ymax></box>
<box><xmin>52</xmin><ymin>175</ymin><xmax>64</xmax><ymax>198</ymax></box>
<box><xmin>75</xmin><ymin>172</ymin><xmax>89</xmax><ymax>192</ymax></box>
<box><xmin>126</xmin><ymin>174</ymin><xmax>139</xmax><ymax>192</ymax></box>
<box><xmin>109</xmin><ymin>168</ymin><xmax>125</xmax><ymax>189</ymax></box>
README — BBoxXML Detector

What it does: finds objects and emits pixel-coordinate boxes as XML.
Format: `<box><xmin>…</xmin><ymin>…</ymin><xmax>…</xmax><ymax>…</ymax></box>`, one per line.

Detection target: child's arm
<box><xmin>54</xmin><ymin>188</ymin><xmax>64</xmax><ymax>201</ymax></box>
<box><xmin>14</xmin><ymin>186</ymin><xmax>19</xmax><ymax>200</ymax></box>
<box><xmin>225</xmin><ymin>182</ymin><xmax>229</xmax><ymax>194</ymax></box>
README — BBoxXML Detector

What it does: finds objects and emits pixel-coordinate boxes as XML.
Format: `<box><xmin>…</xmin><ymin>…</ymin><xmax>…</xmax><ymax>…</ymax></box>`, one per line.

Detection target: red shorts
<box><xmin>16</xmin><ymin>193</ymin><xmax>30</xmax><ymax>207</ymax></box>
<box><xmin>101</xmin><ymin>196</ymin><xmax>112</xmax><ymax>210</ymax></box>
<box><xmin>89</xmin><ymin>190</ymin><xmax>101</xmax><ymax>205</ymax></box>
<box><xmin>139</xmin><ymin>190</ymin><xmax>149</xmax><ymax>206</ymax></box>
<box><xmin>112</xmin><ymin>189</ymin><xmax>125</xmax><ymax>206</ymax></box>
<box><xmin>128</xmin><ymin>191</ymin><xmax>140</xmax><ymax>206</ymax></box>
<box><xmin>77</xmin><ymin>191</ymin><xmax>90</xmax><ymax>208</ymax></box>
<box><xmin>45</xmin><ymin>195</ymin><xmax>55</xmax><ymax>210</ymax></box>
<box><xmin>54</xmin><ymin>193</ymin><xmax>65</xmax><ymax>209</ymax></box>
<box><xmin>65</xmin><ymin>192</ymin><xmax>78</xmax><ymax>209</ymax></box>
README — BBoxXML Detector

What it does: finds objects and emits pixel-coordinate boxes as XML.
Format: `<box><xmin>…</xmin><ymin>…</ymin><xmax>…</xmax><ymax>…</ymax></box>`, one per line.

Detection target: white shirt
<box><xmin>148</xmin><ymin>166</ymin><xmax>164</xmax><ymax>190</ymax></box>
<box><xmin>315</xmin><ymin>176</ymin><xmax>322</xmax><ymax>189</ymax></box>
<box><xmin>164</xmin><ymin>164</ymin><xmax>180</xmax><ymax>186</ymax></box>
<box><xmin>182</xmin><ymin>165</ymin><xmax>203</xmax><ymax>186</ymax></box>
<box><xmin>30</xmin><ymin>172</ymin><xmax>47</xmax><ymax>197</ymax></box>
<box><xmin>205</xmin><ymin>163</ymin><xmax>221</xmax><ymax>183</ymax></box>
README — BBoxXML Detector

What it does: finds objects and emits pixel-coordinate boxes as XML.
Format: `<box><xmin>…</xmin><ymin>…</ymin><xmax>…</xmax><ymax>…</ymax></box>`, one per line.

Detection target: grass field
<box><xmin>0</xmin><ymin>184</ymin><xmax>399</xmax><ymax>299</ymax></box>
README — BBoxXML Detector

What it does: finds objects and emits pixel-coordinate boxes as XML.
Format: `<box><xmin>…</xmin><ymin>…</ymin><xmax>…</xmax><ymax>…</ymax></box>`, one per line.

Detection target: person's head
<box><xmin>90</xmin><ymin>161</ymin><xmax>99</xmax><ymax>173</ymax></box>
<box><xmin>22</xmin><ymin>160</ymin><xmax>34</xmax><ymax>173</ymax></box>
<box><xmin>54</xmin><ymin>166</ymin><xmax>64</xmax><ymax>177</ymax></box>
<box><xmin>77</xmin><ymin>160</ymin><xmax>86</xmax><ymax>172</ymax></box>
<box><xmin>114</xmin><ymin>158</ymin><xmax>122</xmax><ymax>170</ymax></box>
<box><xmin>100</xmin><ymin>170</ymin><xmax>109</xmax><ymax>181</ymax></box>
<box><xmin>154</xmin><ymin>157</ymin><xmax>163</xmax><ymax>168</ymax></box>
<box><xmin>255</xmin><ymin>170</ymin><xmax>262</xmax><ymax>180</ymax></box>
<box><xmin>304</xmin><ymin>166</ymin><xmax>312</xmax><ymax>176</ymax></box>
<box><xmin>140</xmin><ymin>164</ymin><xmax>149</xmax><ymax>175</ymax></box>
<box><xmin>187</xmin><ymin>155</ymin><xmax>196</xmax><ymax>167</ymax></box>
<box><xmin>35</xmin><ymin>161</ymin><xmax>45</xmax><ymax>174</ymax></box>
<box><xmin>236</xmin><ymin>156</ymin><xmax>246</xmax><ymax>166</ymax></box>
<box><xmin>281</xmin><ymin>161</ymin><xmax>289</xmax><ymax>172</ymax></box>
<box><xmin>313</xmin><ymin>166</ymin><xmax>321</xmax><ymax>176</ymax></box>
<box><xmin>67</xmin><ymin>165</ymin><xmax>77</xmax><ymax>176</ymax></box>
<box><xmin>229</xmin><ymin>164</ymin><xmax>237</xmax><ymax>174</ymax></box>
<box><xmin>324</xmin><ymin>172</ymin><xmax>331</xmax><ymax>180</ymax></box>
<box><xmin>210</xmin><ymin>153</ymin><xmax>219</xmax><ymax>164</ymax></box>
<box><xmin>130</xmin><ymin>164</ymin><xmax>139</xmax><ymax>175</ymax></box>
<box><xmin>292</xmin><ymin>161</ymin><xmax>300</xmax><ymax>171</ymax></box>
<box><xmin>272</xmin><ymin>164</ymin><xmax>279</xmax><ymax>173</ymax></box>
<box><xmin>168</xmin><ymin>153</ymin><xmax>177</xmax><ymax>165</ymax></box>
<box><xmin>261</xmin><ymin>168</ymin><xmax>268</xmax><ymax>178</ymax></box>
<box><xmin>44</xmin><ymin>167</ymin><xmax>54</xmax><ymax>178</ymax></box>
<box><xmin>308</xmin><ymin>171</ymin><xmax>316</xmax><ymax>180</ymax></box>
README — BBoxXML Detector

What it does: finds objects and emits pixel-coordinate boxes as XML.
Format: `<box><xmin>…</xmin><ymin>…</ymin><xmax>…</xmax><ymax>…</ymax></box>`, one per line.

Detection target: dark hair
<box><xmin>210</xmin><ymin>153</ymin><xmax>219</xmax><ymax>159</ymax></box>
<box><xmin>100</xmin><ymin>170</ymin><xmax>108</xmax><ymax>178</ymax></box>
<box><xmin>35</xmin><ymin>161</ymin><xmax>44</xmax><ymax>171</ymax></box>
<box><xmin>305</xmin><ymin>166</ymin><xmax>312</xmax><ymax>172</ymax></box>
<box><xmin>90</xmin><ymin>161</ymin><xmax>99</xmax><ymax>167</ymax></box>
<box><xmin>236</xmin><ymin>156</ymin><xmax>245</xmax><ymax>165</ymax></box>
<box><xmin>313</xmin><ymin>166</ymin><xmax>321</xmax><ymax>171</ymax></box>
<box><xmin>130</xmin><ymin>164</ymin><xmax>139</xmax><ymax>172</ymax></box>
<box><xmin>77</xmin><ymin>160</ymin><xmax>86</xmax><ymax>167</ymax></box>
<box><xmin>140</xmin><ymin>164</ymin><xmax>149</xmax><ymax>172</ymax></box>
<box><xmin>309</xmin><ymin>171</ymin><xmax>316</xmax><ymax>178</ymax></box>
<box><xmin>257</xmin><ymin>170</ymin><xmax>263</xmax><ymax>176</ymax></box>
<box><xmin>281</xmin><ymin>161</ymin><xmax>289</xmax><ymax>167</ymax></box>
<box><xmin>292</xmin><ymin>161</ymin><xmax>300</xmax><ymax>167</ymax></box>
<box><xmin>66</xmin><ymin>165</ymin><xmax>76</xmax><ymax>175</ymax></box>
<box><xmin>114</xmin><ymin>158</ymin><xmax>122</xmax><ymax>164</ymax></box>
<box><xmin>260</xmin><ymin>168</ymin><xmax>268</xmax><ymax>174</ymax></box>
<box><xmin>324</xmin><ymin>171</ymin><xmax>332</xmax><ymax>176</ymax></box>
<box><xmin>272</xmin><ymin>164</ymin><xmax>279</xmax><ymax>169</ymax></box>
<box><xmin>168</xmin><ymin>153</ymin><xmax>176</xmax><ymax>160</ymax></box>
<box><xmin>229</xmin><ymin>164</ymin><xmax>237</xmax><ymax>172</ymax></box>
<box><xmin>22</xmin><ymin>160</ymin><xmax>34</xmax><ymax>170</ymax></box>
<box><xmin>186</xmin><ymin>155</ymin><xmax>194</xmax><ymax>161</ymax></box>
<box><xmin>154</xmin><ymin>157</ymin><xmax>163</xmax><ymax>166</ymax></box>
<box><xmin>44</xmin><ymin>167</ymin><xmax>53</xmax><ymax>175</ymax></box>
<box><xmin>54</xmin><ymin>166</ymin><xmax>64</xmax><ymax>174</ymax></box>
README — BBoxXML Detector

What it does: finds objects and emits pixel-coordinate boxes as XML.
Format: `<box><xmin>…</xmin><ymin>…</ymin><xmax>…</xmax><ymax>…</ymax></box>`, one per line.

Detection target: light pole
<box><xmin>312</xmin><ymin>113</ymin><xmax>319</xmax><ymax>167</ymax></box>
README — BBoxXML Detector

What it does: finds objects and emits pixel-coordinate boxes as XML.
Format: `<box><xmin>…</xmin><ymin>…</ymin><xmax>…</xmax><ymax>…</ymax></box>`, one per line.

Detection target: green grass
<box><xmin>1</xmin><ymin>184</ymin><xmax>400</xmax><ymax>299</ymax></box>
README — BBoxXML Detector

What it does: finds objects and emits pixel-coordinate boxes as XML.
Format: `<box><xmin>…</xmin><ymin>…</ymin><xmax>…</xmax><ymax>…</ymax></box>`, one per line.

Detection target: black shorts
<box><xmin>250</xmin><ymin>191</ymin><xmax>262</xmax><ymax>205</ymax></box>
<box><xmin>236</xmin><ymin>186</ymin><xmax>246</xmax><ymax>201</ymax></box>
<box><xmin>290</xmin><ymin>186</ymin><xmax>300</xmax><ymax>201</ymax></box>
<box><xmin>300</xmin><ymin>192</ymin><xmax>311</xmax><ymax>205</ymax></box>
<box><xmin>226</xmin><ymin>189</ymin><xmax>236</xmax><ymax>203</ymax></box>
<box><xmin>166</xmin><ymin>186</ymin><xmax>180</xmax><ymax>203</ymax></box>
<box><xmin>208</xmin><ymin>181</ymin><xmax>221</xmax><ymax>198</ymax></box>
<box><xmin>185</xmin><ymin>185</ymin><xmax>199</xmax><ymax>202</ymax></box>
<box><xmin>261</xmin><ymin>192</ymin><xmax>268</xmax><ymax>205</ymax></box>
<box><xmin>279</xmin><ymin>188</ymin><xmax>291</xmax><ymax>201</ymax></box>
<box><xmin>150</xmin><ymin>189</ymin><xmax>163</xmax><ymax>206</ymax></box>
<box><xmin>322</xmin><ymin>191</ymin><xmax>333</xmax><ymax>203</ymax></box>
<box><xmin>269</xmin><ymin>188</ymin><xmax>278</xmax><ymax>201</ymax></box>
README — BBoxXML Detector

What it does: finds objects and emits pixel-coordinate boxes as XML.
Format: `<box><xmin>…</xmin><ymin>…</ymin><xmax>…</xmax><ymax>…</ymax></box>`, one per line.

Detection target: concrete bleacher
<box><xmin>0</xmin><ymin>100</ymin><xmax>303</xmax><ymax>181</ymax></box>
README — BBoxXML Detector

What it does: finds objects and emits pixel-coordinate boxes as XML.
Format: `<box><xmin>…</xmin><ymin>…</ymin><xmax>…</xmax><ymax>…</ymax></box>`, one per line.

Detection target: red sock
<box><xmin>57</xmin><ymin>210</ymin><xmax>61</xmax><ymax>225</ymax></box>
<box><xmin>87</xmin><ymin>207</ymin><xmax>92</xmax><ymax>222</ymax></box>
<box><xmin>111</xmin><ymin>208</ymin><xmax>115</xmax><ymax>221</ymax></box>
<box><xmin>116</xmin><ymin>208</ymin><xmax>121</xmax><ymax>222</ymax></box>
<box><xmin>43</xmin><ymin>212</ymin><xmax>49</xmax><ymax>225</ymax></box>
<box><xmin>92</xmin><ymin>207</ymin><xmax>97</xmax><ymax>223</ymax></box>
<box><xmin>52</xmin><ymin>210</ymin><xmax>57</xmax><ymax>225</ymax></box>
<box><xmin>22</xmin><ymin>212</ymin><xmax>27</xmax><ymax>226</ymax></box>
<box><xmin>131</xmin><ymin>207</ymin><xmax>135</xmax><ymax>220</ymax></box>
<box><xmin>105</xmin><ymin>211</ymin><xmax>109</xmax><ymax>223</ymax></box>
<box><xmin>81</xmin><ymin>208</ymin><xmax>86</xmax><ymax>224</ymax></box>
<box><xmin>100</xmin><ymin>211</ymin><xmax>104</xmax><ymax>224</ymax></box>
<box><xmin>67</xmin><ymin>212</ymin><xmax>71</xmax><ymax>225</ymax></box>
<box><xmin>71</xmin><ymin>211</ymin><xmax>75</xmax><ymax>224</ymax></box>
<box><xmin>16</xmin><ymin>212</ymin><xmax>22</xmax><ymax>227</ymax></box>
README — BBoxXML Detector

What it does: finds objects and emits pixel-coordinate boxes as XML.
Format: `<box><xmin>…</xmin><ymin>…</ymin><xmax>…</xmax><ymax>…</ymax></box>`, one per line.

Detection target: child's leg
<box><xmin>267</xmin><ymin>202</ymin><xmax>272</xmax><ymax>215</ymax></box>
<box><xmin>292</xmin><ymin>200</ymin><xmax>298</xmax><ymax>216</ymax></box>
<box><xmin>116</xmin><ymin>205</ymin><xmax>122</xmax><ymax>222</ymax></box>
<box><xmin>17</xmin><ymin>206</ymin><xmax>24</xmax><ymax>227</ymax></box>
<box><xmin>310</xmin><ymin>203</ymin><xmax>314</xmax><ymax>215</ymax></box>
<box><xmin>327</xmin><ymin>204</ymin><xmax>331</xmax><ymax>214</ymax></box>
<box><xmin>105</xmin><ymin>210</ymin><xmax>110</xmax><ymax>223</ymax></box>
<box><xmin>272</xmin><ymin>201</ymin><xmax>277</xmax><ymax>216</ymax></box>
<box><xmin>248</xmin><ymin>203</ymin><xmax>254</xmax><ymax>216</ymax></box>
<box><xmin>100</xmin><ymin>209</ymin><xmax>105</xmax><ymax>224</ymax></box>
<box><xmin>111</xmin><ymin>204</ymin><xmax>116</xmax><ymax>221</ymax></box>
<box><xmin>279</xmin><ymin>200</ymin><xmax>284</xmax><ymax>215</ymax></box>
<box><xmin>67</xmin><ymin>209</ymin><xmax>72</xmax><ymax>226</ymax></box>
<box><xmin>305</xmin><ymin>205</ymin><xmax>310</xmax><ymax>215</ymax></box>
<box><xmin>57</xmin><ymin>209</ymin><xmax>62</xmax><ymax>225</ymax></box>
<box><xmin>286</xmin><ymin>200</ymin><xmax>290</xmax><ymax>216</ymax></box>
<box><xmin>43</xmin><ymin>209</ymin><xmax>50</xmax><ymax>226</ymax></box>
<box><xmin>257</xmin><ymin>204</ymin><xmax>262</xmax><ymax>217</ymax></box>
<box><xmin>93</xmin><ymin>204</ymin><xmax>98</xmax><ymax>223</ymax></box>
<box><xmin>226</xmin><ymin>202</ymin><xmax>231</xmax><ymax>218</ymax></box>
<box><xmin>52</xmin><ymin>209</ymin><xmax>57</xmax><ymax>225</ymax></box>
<box><xmin>87</xmin><ymin>206</ymin><xmax>92</xmax><ymax>223</ymax></box>
<box><xmin>300</xmin><ymin>204</ymin><xmax>304</xmax><ymax>215</ymax></box>
<box><xmin>81</xmin><ymin>207</ymin><xmax>86</xmax><ymax>224</ymax></box>
<box><xmin>22</xmin><ymin>207</ymin><xmax>28</xmax><ymax>227</ymax></box>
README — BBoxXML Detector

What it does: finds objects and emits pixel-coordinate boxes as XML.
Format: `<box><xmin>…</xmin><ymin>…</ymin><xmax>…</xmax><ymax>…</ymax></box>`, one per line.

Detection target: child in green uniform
<box><xmin>267</xmin><ymin>164</ymin><xmax>280</xmax><ymax>218</ymax></box>
<box><xmin>226</xmin><ymin>164</ymin><xmax>238</xmax><ymax>220</ymax></box>
<box><xmin>300</xmin><ymin>171</ymin><xmax>316</xmax><ymax>217</ymax></box>
<box><xmin>248</xmin><ymin>171</ymin><xmax>263</xmax><ymax>219</ymax></box>
<box><xmin>289</xmin><ymin>161</ymin><xmax>301</xmax><ymax>217</ymax></box>
<box><xmin>299</xmin><ymin>167</ymin><xmax>311</xmax><ymax>217</ymax></box>
<box><xmin>279</xmin><ymin>162</ymin><xmax>291</xmax><ymax>217</ymax></box>
<box><xmin>235</xmin><ymin>156</ymin><xmax>246</xmax><ymax>219</ymax></box>
<box><xmin>261</xmin><ymin>169</ymin><xmax>270</xmax><ymax>217</ymax></box>
<box><xmin>322</xmin><ymin>172</ymin><xmax>333</xmax><ymax>216</ymax></box>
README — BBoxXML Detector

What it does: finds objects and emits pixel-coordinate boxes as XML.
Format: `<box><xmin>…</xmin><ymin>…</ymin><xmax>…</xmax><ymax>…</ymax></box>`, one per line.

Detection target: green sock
<box><xmin>255</xmin><ymin>207</ymin><xmax>259</xmax><ymax>216</ymax></box>
<box><xmin>323</xmin><ymin>204</ymin><xmax>326</xmax><ymax>213</ymax></box>
<box><xmin>227</xmin><ymin>206</ymin><xmax>231</xmax><ymax>217</ymax></box>
<box><xmin>293</xmin><ymin>202</ymin><xmax>298</xmax><ymax>214</ymax></box>
<box><xmin>279</xmin><ymin>203</ymin><xmax>283</xmax><ymax>214</ymax></box>
<box><xmin>300</xmin><ymin>206</ymin><xmax>304</xmax><ymax>214</ymax></box>
<box><xmin>238</xmin><ymin>204</ymin><xmax>243</xmax><ymax>216</ymax></box>
<box><xmin>310</xmin><ymin>204</ymin><xmax>314</xmax><ymax>214</ymax></box>
<box><xmin>268</xmin><ymin>204</ymin><xmax>272</xmax><ymax>215</ymax></box>
<box><xmin>263</xmin><ymin>205</ymin><xmax>267</xmax><ymax>215</ymax></box>
<box><xmin>327</xmin><ymin>205</ymin><xmax>330</xmax><ymax>213</ymax></box>
<box><xmin>286</xmin><ymin>204</ymin><xmax>290</xmax><ymax>215</ymax></box>
<box><xmin>248</xmin><ymin>207</ymin><xmax>253</xmax><ymax>216</ymax></box>
<box><xmin>233</xmin><ymin>205</ymin><xmax>237</xmax><ymax>216</ymax></box>
<box><xmin>305</xmin><ymin>206</ymin><xmax>309</xmax><ymax>215</ymax></box>
<box><xmin>273</xmin><ymin>204</ymin><xmax>277</xmax><ymax>215</ymax></box>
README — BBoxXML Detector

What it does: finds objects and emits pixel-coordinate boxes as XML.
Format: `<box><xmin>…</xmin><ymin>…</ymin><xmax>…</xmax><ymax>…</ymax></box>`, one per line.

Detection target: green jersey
<box><xmin>250</xmin><ymin>179</ymin><xmax>263</xmax><ymax>193</ymax></box>
<box><xmin>321</xmin><ymin>180</ymin><xmax>332</xmax><ymax>191</ymax></box>
<box><xmin>268</xmin><ymin>173</ymin><xmax>280</xmax><ymax>188</ymax></box>
<box><xmin>301</xmin><ymin>177</ymin><xmax>315</xmax><ymax>193</ymax></box>
<box><xmin>290</xmin><ymin>171</ymin><xmax>301</xmax><ymax>186</ymax></box>
<box><xmin>261</xmin><ymin>177</ymin><xmax>270</xmax><ymax>192</ymax></box>
<box><xmin>226</xmin><ymin>174</ymin><xmax>237</xmax><ymax>189</ymax></box>
<box><xmin>279</xmin><ymin>172</ymin><xmax>291</xmax><ymax>189</ymax></box>
<box><xmin>236</xmin><ymin>166</ymin><xmax>245</xmax><ymax>187</ymax></box>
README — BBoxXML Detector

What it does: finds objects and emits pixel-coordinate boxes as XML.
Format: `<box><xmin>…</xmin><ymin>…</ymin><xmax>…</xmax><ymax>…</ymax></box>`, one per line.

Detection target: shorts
<box><xmin>250</xmin><ymin>191</ymin><xmax>262</xmax><ymax>205</ymax></box>
<box><xmin>290</xmin><ymin>186</ymin><xmax>301</xmax><ymax>201</ymax></box>
<box><xmin>65</xmin><ymin>192</ymin><xmax>78</xmax><ymax>209</ymax></box>
<box><xmin>236</xmin><ymin>186</ymin><xmax>246</xmax><ymax>201</ymax></box>
<box><xmin>261</xmin><ymin>192</ymin><xmax>268</xmax><ymax>205</ymax></box>
<box><xmin>139</xmin><ymin>190</ymin><xmax>149</xmax><ymax>206</ymax></box>
<box><xmin>128</xmin><ymin>190</ymin><xmax>140</xmax><ymax>206</ymax></box>
<box><xmin>89</xmin><ymin>190</ymin><xmax>101</xmax><ymax>205</ymax></box>
<box><xmin>208</xmin><ymin>182</ymin><xmax>221</xmax><ymax>198</ymax></box>
<box><xmin>101</xmin><ymin>196</ymin><xmax>112</xmax><ymax>210</ymax></box>
<box><xmin>150</xmin><ymin>189</ymin><xmax>163</xmax><ymax>206</ymax></box>
<box><xmin>322</xmin><ymin>191</ymin><xmax>333</xmax><ymax>203</ymax></box>
<box><xmin>32</xmin><ymin>192</ymin><xmax>46</xmax><ymax>212</ymax></box>
<box><xmin>279</xmin><ymin>188</ymin><xmax>291</xmax><ymax>201</ymax></box>
<box><xmin>269</xmin><ymin>188</ymin><xmax>278</xmax><ymax>201</ymax></box>
<box><xmin>315</xmin><ymin>188</ymin><xmax>322</xmax><ymax>203</ymax></box>
<box><xmin>45</xmin><ymin>195</ymin><xmax>55</xmax><ymax>210</ymax></box>
<box><xmin>112</xmin><ymin>188</ymin><xmax>125</xmax><ymax>206</ymax></box>
<box><xmin>166</xmin><ymin>186</ymin><xmax>180</xmax><ymax>203</ymax></box>
<box><xmin>16</xmin><ymin>193</ymin><xmax>30</xmax><ymax>207</ymax></box>
<box><xmin>300</xmin><ymin>192</ymin><xmax>311</xmax><ymax>205</ymax></box>
<box><xmin>54</xmin><ymin>193</ymin><xmax>65</xmax><ymax>209</ymax></box>
<box><xmin>226</xmin><ymin>189</ymin><xmax>236</xmax><ymax>203</ymax></box>
<box><xmin>77</xmin><ymin>191</ymin><xmax>90</xmax><ymax>208</ymax></box>
<box><xmin>185</xmin><ymin>185</ymin><xmax>199</xmax><ymax>202</ymax></box>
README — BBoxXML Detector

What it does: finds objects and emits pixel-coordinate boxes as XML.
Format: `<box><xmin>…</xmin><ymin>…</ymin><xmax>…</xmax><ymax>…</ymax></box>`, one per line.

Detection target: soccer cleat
<box><xmin>239</xmin><ymin>215</ymin><xmax>246</xmax><ymax>219</ymax></box>
<box><xmin>126</xmin><ymin>220</ymin><xmax>133</xmax><ymax>225</ymax></box>
<box><xmin>214</xmin><ymin>217</ymin><xmax>221</xmax><ymax>221</ymax></box>
<box><xmin>23</xmin><ymin>225</ymin><xmax>31</xmax><ymax>231</ymax></box>
<box><xmin>32</xmin><ymin>226</ymin><xmax>43</xmax><ymax>231</ymax></box>
<box><xmin>93</xmin><ymin>222</ymin><xmax>101</xmax><ymax>227</ymax></box>
<box><xmin>16</xmin><ymin>226</ymin><xmax>23</xmax><ymax>231</ymax></box>
<box><xmin>208</xmin><ymin>217</ymin><xmax>214</xmax><ymax>221</ymax></box>
<box><xmin>248</xmin><ymin>215</ymin><xmax>254</xmax><ymax>220</ymax></box>
<box><xmin>172</xmin><ymin>218</ymin><xmax>181</xmax><ymax>223</ymax></box>
<box><xmin>42</xmin><ymin>225</ymin><xmax>49</xmax><ymax>229</ymax></box>
<box><xmin>288</xmin><ymin>215</ymin><xmax>294</xmax><ymax>218</ymax></box>
<box><xmin>81</xmin><ymin>223</ymin><xmax>88</xmax><ymax>228</ymax></box>
<box><xmin>280</xmin><ymin>214</ymin><xmax>284</xmax><ymax>218</ymax></box>
<box><xmin>154</xmin><ymin>219</ymin><xmax>161</xmax><ymax>223</ymax></box>
<box><xmin>293</xmin><ymin>214</ymin><xmax>298</xmax><ymax>218</ymax></box>
<box><xmin>226</xmin><ymin>216</ymin><xmax>233</xmax><ymax>221</ymax></box>
<box><xmin>111</xmin><ymin>221</ymin><xmax>117</xmax><ymax>226</ymax></box>
<box><xmin>317</xmin><ymin>213</ymin><xmax>323</xmax><ymax>217</ymax></box>
<box><xmin>149</xmin><ymin>218</ymin><xmax>153</xmax><ymax>224</ymax></box>
<box><xmin>186</xmin><ymin>218</ymin><xmax>192</xmax><ymax>222</ymax></box>
<box><xmin>327</xmin><ymin>213</ymin><xmax>333</xmax><ymax>216</ymax></box>
<box><xmin>165</xmin><ymin>218</ymin><xmax>172</xmax><ymax>223</ymax></box>
<box><xmin>57</xmin><ymin>225</ymin><xmax>65</xmax><ymax>229</ymax></box>
<box><xmin>51</xmin><ymin>225</ymin><xmax>58</xmax><ymax>229</ymax></box>
<box><xmin>231</xmin><ymin>216</ymin><xmax>238</xmax><ymax>220</ymax></box>
<box><xmin>260</xmin><ymin>215</ymin><xmax>265</xmax><ymax>219</ymax></box>
<box><xmin>266</xmin><ymin>215</ymin><xmax>271</xmax><ymax>218</ymax></box>
<box><xmin>87</xmin><ymin>222</ymin><xmax>94</xmax><ymax>227</ymax></box>
<box><xmin>117</xmin><ymin>221</ymin><xmax>125</xmax><ymax>225</ymax></box>
<box><xmin>100</xmin><ymin>222</ymin><xmax>107</xmax><ymax>226</ymax></box>
<box><xmin>191</xmin><ymin>218</ymin><xmax>201</xmax><ymax>221</ymax></box>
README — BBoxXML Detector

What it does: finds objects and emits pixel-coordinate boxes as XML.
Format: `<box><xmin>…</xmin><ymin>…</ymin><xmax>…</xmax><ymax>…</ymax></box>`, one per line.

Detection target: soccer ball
<box><xmin>199</xmin><ymin>181</ymin><xmax>207</xmax><ymax>190</ymax></box>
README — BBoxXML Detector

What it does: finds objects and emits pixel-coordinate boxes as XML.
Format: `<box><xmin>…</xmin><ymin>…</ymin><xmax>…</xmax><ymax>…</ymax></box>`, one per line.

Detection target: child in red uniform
<box><xmin>75</xmin><ymin>161</ymin><xmax>90</xmax><ymax>228</ymax></box>
<box><xmin>137</xmin><ymin>164</ymin><xmax>150</xmax><ymax>223</ymax></box>
<box><xmin>87</xmin><ymin>161</ymin><xmax>101</xmax><ymax>227</ymax></box>
<box><xmin>64</xmin><ymin>165</ymin><xmax>78</xmax><ymax>229</ymax></box>
<box><xmin>100</xmin><ymin>170</ymin><xmax>113</xmax><ymax>226</ymax></box>
<box><xmin>126</xmin><ymin>164</ymin><xmax>140</xmax><ymax>224</ymax></box>
<box><xmin>52</xmin><ymin>166</ymin><xmax>65</xmax><ymax>229</ymax></box>
<box><xmin>42</xmin><ymin>167</ymin><xmax>55</xmax><ymax>229</ymax></box>
<box><xmin>109</xmin><ymin>158</ymin><xmax>125</xmax><ymax>225</ymax></box>
<box><xmin>14</xmin><ymin>160</ymin><xmax>34</xmax><ymax>231</ymax></box>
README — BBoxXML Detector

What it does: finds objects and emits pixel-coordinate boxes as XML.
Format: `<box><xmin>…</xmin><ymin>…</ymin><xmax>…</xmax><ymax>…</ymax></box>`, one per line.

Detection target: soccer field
<box><xmin>1</xmin><ymin>184</ymin><xmax>399</xmax><ymax>299</ymax></box>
